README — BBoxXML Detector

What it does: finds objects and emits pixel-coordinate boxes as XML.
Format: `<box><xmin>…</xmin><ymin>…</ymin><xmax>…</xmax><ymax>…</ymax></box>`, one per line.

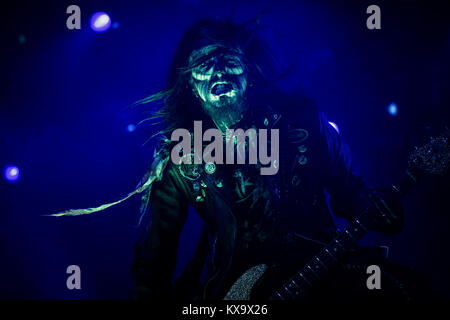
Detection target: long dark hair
<box><xmin>135</xmin><ymin>17</ymin><xmax>291</xmax><ymax>138</ymax></box>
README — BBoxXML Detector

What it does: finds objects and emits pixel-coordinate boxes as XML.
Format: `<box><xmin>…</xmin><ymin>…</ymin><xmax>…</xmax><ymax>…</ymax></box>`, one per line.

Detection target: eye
<box><xmin>226</xmin><ymin>59</ymin><xmax>239</xmax><ymax>66</ymax></box>
<box><xmin>193</xmin><ymin>59</ymin><xmax>214</xmax><ymax>74</ymax></box>
<box><xmin>225</xmin><ymin>64</ymin><xmax>244</xmax><ymax>75</ymax></box>
<box><xmin>224</xmin><ymin>58</ymin><xmax>244</xmax><ymax>75</ymax></box>
<box><xmin>198</xmin><ymin>62</ymin><xmax>208</xmax><ymax>71</ymax></box>
<box><xmin>199</xmin><ymin>58</ymin><xmax>216</xmax><ymax>70</ymax></box>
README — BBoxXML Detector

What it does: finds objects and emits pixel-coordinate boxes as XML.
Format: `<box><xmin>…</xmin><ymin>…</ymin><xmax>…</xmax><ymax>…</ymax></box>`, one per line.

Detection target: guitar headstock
<box><xmin>408</xmin><ymin>128</ymin><xmax>450</xmax><ymax>176</ymax></box>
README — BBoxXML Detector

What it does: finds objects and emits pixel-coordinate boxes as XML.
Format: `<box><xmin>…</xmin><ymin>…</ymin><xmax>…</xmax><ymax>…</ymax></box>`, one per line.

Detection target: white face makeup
<box><xmin>188</xmin><ymin>44</ymin><xmax>248</xmax><ymax>131</ymax></box>
<box><xmin>191</xmin><ymin>54</ymin><xmax>245</xmax><ymax>96</ymax></box>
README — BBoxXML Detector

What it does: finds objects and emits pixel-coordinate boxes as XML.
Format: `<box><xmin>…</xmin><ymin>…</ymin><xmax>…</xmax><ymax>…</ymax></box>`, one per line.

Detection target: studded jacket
<box><xmin>130</xmin><ymin>96</ymin><xmax>404</xmax><ymax>300</ymax></box>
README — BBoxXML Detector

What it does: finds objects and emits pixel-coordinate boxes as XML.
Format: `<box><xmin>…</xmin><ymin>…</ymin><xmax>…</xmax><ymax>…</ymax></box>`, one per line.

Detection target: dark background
<box><xmin>0</xmin><ymin>0</ymin><xmax>449</xmax><ymax>299</ymax></box>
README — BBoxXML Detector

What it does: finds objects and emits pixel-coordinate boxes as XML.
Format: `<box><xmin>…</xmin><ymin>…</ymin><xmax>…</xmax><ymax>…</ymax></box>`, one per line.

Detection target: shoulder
<box><xmin>262</xmin><ymin>89</ymin><xmax>321</xmax><ymax>130</ymax></box>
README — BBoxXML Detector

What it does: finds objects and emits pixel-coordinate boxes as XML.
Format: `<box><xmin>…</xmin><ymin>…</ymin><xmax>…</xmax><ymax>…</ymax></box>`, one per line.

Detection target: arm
<box><xmin>131</xmin><ymin>162</ymin><xmax>189</xmax><ymax>299</ymax></box>
<box><xmin>318</xmin><ymin>111</ymin><xmax>404</xmax><ymax>234</ymax></box>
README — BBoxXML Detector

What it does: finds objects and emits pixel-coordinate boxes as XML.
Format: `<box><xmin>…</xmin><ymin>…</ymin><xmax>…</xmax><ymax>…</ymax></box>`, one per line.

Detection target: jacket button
<box><xmin>298</xmin><ymin>145</ymin><xmax>307</xmax><ymax>153</ymax></box>
<box><xmin>204</xmin><ymin>162</ymin><xmax>216</xmax><ymax>174</ymax></box>
<box><xmin>298</xmin><ymin>155</ymin><xmax>307</xmax><ymax>165</ymax></box>
<box><xmin>193</xmin><ymin>181</ymin><xmax>200</xmax><ymax>192</ymax></box>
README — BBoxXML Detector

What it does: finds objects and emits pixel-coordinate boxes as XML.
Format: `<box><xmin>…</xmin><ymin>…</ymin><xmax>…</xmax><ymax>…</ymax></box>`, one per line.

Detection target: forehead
<box><xmin>188</xmin><ymin>44</ymin><xmax>244</xmax><ymax>64</ymax></box>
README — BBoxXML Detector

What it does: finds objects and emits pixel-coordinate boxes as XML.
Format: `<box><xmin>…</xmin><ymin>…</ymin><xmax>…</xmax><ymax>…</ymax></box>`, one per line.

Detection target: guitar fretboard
<box><xmin>270</xmin><ymin>213</ymin><xmax>370</xmax><ymax>300</ymax></box>
<box><xmin>269</xmin><ymin>168</ymin><xmax>420</xmax><ymax>300</ymax></box>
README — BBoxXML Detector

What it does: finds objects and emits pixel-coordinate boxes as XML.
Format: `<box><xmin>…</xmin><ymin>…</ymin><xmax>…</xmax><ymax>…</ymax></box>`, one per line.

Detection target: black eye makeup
<box><xmin>190</xmin><ymin>55</ymin><xmax>245</xmax><ymax>78</ymax></box>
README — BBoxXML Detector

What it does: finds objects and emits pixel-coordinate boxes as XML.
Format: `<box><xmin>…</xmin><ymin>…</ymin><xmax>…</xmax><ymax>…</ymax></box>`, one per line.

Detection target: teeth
<box><xmin>212</xmin><ymin>81</ymin><xmax>228</xmax><ymax>86</ymax></box>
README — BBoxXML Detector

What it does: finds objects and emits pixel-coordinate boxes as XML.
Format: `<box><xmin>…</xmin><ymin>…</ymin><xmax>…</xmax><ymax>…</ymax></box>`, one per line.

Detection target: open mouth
<box><xmin>211</xmin><ymin>82</ymin><xmax>233</xmax><ymax>95</ymax></box>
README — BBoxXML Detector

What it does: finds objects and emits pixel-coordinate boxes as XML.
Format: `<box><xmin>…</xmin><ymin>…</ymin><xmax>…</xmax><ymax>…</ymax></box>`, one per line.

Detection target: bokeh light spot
<box><xmin>90</xmin><ymin>12</ymin><xmax>111</xmax><ymax>33</ymax></box>
<box><xmin>126</xmin><ymin>124</ymin><xmax>136</xmax><ymax>132</ymax></box>
<box><xmin>388</xmin><ymin>102</ymin><xmax>398</xmax><ymax>116</ymax></box>
<box><xmin>3</xmin><ymin>165</ymin><xmax>21</xmax><ymax>183</ymax></box>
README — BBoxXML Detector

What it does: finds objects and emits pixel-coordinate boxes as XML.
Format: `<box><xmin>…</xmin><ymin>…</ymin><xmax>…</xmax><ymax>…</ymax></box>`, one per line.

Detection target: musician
<box><xmin>130</xmin><ymin>18</ymin><xmax>428</xmax><ymax>300</ymax></box>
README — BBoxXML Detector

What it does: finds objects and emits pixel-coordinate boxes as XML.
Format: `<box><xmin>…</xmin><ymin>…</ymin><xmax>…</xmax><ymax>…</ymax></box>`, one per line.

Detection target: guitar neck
<box><xmin>270</xmin><ymin>168</ymin><xmax>420</xmax><ymax>300</ymax></box>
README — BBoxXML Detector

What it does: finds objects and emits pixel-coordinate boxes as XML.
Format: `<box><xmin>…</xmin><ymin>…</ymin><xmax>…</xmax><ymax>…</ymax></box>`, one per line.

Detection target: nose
<box><xmin>215</xmin><ymin>71</ymin><xmax>224</xmax><ymax>79</ymax></box>
<box><xmin>212</xmin><ymin>57</ymin><xmax>226</xmax><ymax>80</ymax></box>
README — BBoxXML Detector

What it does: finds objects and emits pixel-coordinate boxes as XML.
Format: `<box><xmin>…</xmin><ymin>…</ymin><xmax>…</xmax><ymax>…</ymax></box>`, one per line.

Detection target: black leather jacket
<box><xmin>130</xmin><ymin>97</ymin><xmax>403</xmax><ymax>300</ymax></box>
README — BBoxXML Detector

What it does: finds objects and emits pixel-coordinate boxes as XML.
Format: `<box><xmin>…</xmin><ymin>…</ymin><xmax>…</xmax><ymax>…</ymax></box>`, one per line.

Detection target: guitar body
<box><xmin>223</xmin><ymin>238</ymin><xmax>324</xmax><ymax>300</ymax></box>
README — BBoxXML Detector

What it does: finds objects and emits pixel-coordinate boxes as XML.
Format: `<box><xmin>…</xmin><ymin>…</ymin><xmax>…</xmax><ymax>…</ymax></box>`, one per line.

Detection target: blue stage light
<box><xmin>388</xmin><ymin>102</ymin><xmax>398</xmax><ymax>116</ymax></box>
<box><xmin>126</xmin><ymin>124</ymin><xmax>136</xmax><ymax>132</ymax></box>
<box><xmin>328</xmin><ymin>121</ymin><xmax>340</xmax><ymax>134</ymax></box>
<box><xmin>3</xmin><ymin>165</ymin><xmax>21</xmax><ymax>183</ymax></box>
<box><xmin>90</xmin><ymin>12</ymin><xmax>111</xmax><ymax>33</ymax></box>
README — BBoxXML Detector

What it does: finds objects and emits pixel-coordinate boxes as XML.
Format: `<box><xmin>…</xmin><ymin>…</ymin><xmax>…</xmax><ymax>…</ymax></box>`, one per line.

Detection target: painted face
<box><xmin>188</xmin><ymin>45</ymin><xmax>248</xmax><ymax>128</ymax></box>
